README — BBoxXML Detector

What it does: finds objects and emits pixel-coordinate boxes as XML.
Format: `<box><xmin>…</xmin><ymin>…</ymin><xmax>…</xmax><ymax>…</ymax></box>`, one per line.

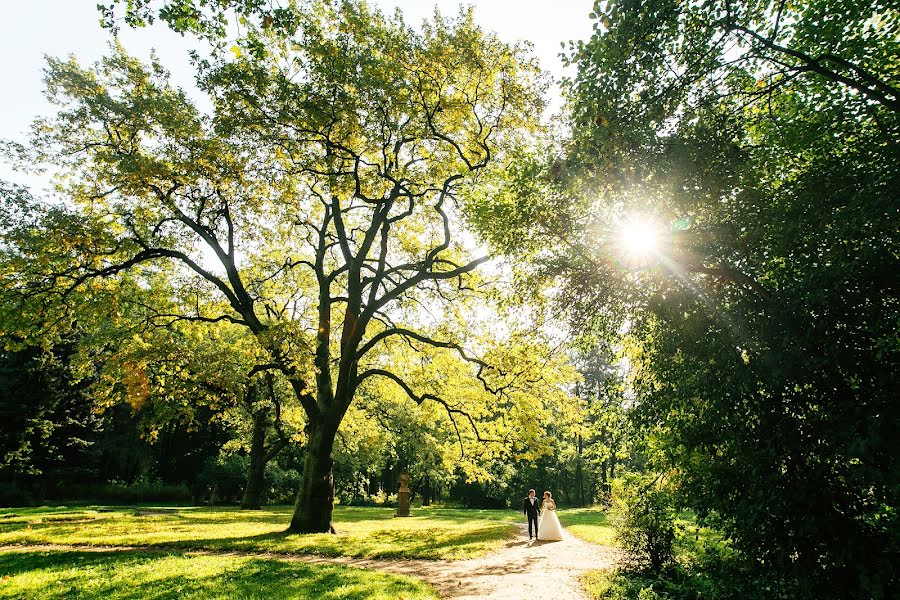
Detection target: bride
<box><xmin>537</xmin><ymin>491</ymin><xmax>564</xmax><ymax>541</ymax></box>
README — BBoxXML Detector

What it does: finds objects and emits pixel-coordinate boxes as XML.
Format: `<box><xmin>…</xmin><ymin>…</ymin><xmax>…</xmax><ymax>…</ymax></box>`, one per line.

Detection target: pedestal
<box><xmin>395</xmin><ymin>471</ymin><xmax>411</xmax><ymax>517</ymax></box>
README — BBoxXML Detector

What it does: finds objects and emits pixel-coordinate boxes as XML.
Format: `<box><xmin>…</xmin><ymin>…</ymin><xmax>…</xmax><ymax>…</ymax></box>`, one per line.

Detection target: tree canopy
<box><xmin>467</xmin><ymin>0</ymin><xmax>898</xmax><ymax>596</ymax></box>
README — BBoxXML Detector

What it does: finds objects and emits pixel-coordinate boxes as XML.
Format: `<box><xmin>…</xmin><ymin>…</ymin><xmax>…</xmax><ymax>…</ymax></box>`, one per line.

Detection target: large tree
<box><xmin>13</xmin><ymin>1</ymin><xmax>547</xmax><ymax>532</ymax></box>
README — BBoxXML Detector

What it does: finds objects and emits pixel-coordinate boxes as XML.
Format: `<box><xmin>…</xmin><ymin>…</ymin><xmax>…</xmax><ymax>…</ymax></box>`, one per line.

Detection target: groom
<box><xmin>523</xmin><ymin>488</ymin><xmax>540</xmax><ymax>539</ymax></box>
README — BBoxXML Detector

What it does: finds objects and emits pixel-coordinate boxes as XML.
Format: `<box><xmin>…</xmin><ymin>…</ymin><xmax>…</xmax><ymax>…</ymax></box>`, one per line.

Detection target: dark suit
<box><xmin>523</xmin><ymin>495</ymin><xmax>541</xmax><ymax>538</ymax></box>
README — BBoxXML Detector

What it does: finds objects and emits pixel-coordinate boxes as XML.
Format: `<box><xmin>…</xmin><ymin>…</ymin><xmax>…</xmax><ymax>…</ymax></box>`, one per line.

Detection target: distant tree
<box><xmin>0</xmin><ymin>342</ymin><xmax>100</xmax><ymax>503</ymax></box>
<box><xmin>97</xmin><ymin>319</ymin><xmax>301</xmax><ymax>510</ymax></box>
<box><xmin>572</xmin><ymin>346</ymin><xmax>631</xmax><ymax>504</ymax></box>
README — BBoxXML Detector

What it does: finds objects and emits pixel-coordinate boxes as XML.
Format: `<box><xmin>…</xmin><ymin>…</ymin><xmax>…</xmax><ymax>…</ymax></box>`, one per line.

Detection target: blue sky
<box><xmin>0</xmin><ymin>1</ymin><xmax>594</xmax><ymax>190</ymax></box>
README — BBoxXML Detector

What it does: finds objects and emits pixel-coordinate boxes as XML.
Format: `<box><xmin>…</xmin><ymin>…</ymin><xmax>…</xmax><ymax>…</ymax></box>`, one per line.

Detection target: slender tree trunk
<box><xmin>289</xmin><ymin>419</ymin><xmax>336</xmax><ymax>533</ymax></box>
<box><xmin>575</xmin><ymin>433</ymin><xmax>585</xmax><ymax>506</ymax></box>
<box><xmin>609</xmin><ymin>453</ymin><xmax>617</xmax><ymax>480</ymax></box>
<box><xmin>36</xmin><ymin>470</ymin><xmax>52</xmax><ymax>504</ymax></box>
<box><xmin>600</xmin><ymin>422</ymin><xmax>609</xmax><ymax>495</ymax></box>
<box><xmin>241</xmin><ymin>408</ymin><xmax>268</xmax><ymax>510</ymax></box>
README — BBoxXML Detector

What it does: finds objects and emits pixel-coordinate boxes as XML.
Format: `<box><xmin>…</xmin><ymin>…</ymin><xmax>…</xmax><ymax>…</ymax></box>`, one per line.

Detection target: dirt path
<box><xmin>336</xmin><ymin>523</ymin><xmax>622</xmax><ymax>599</ymax></box>
<box><xmin>0</xmin><ymin>524</ymin><xmax>620</xmax><ymax>599</ymax></box>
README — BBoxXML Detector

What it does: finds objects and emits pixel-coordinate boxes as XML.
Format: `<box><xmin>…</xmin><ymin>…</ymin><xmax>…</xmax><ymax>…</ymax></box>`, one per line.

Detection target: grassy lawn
<box><xmin>0</xmin><ymin>548</ymin><xmax>437</xmax><ymax>599</ymax></box>
<box><xmin>0</xmin><ymin>505</ymin><xmax>518</xmax><ymax>560</ymax></box>
<box><xmin>558</xmin><ymin>507</ymin><xmax>617</xmax><ymax>547</ymax></box>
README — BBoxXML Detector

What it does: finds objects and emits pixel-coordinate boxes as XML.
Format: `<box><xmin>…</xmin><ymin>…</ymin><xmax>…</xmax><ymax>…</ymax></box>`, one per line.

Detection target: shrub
<box><xmin>264</xmin><ymin>462</ymin><xmax>300</xmax><ymax>504</ymax></box>
<box><xmin>196</xmin><ymin>455</ymin><xmax>301</xmax><ymax>505</ymax></box>
<box><xmin>613</xmin><ymin>474</ymin><xmax>677</xmax><ymax>572</ymax></box>
<box><xmin>0</xmin><ymin>482</ymin><xmax>33</xmax><ymax>507</ymax></box>
<box><xmin>344</xmin><ymin>490</ymin><xmax>397</xmax><ymax>507</ymax></box>
<box><xmin>196</xmin><ymin>455</ymin><xmax>248</xmax><ymax>504</ymax></box>
<box><xmin>57</xmin><ymin>481</ymin><xmax>191</xmax><ymax>503</ymax></box>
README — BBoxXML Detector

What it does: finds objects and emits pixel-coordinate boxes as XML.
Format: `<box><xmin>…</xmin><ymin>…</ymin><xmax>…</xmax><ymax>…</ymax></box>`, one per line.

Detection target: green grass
<box><xmin>579</xmin><ymin>512</ymin><xmax>743</xmax><ymax>600</ymax></box>
<box><xmin>557</xmin><ymin>507</ymin><xmax>617</xmax><ymax>547</ymax></box>
<box><xmin>581</xmin><ymin>563</ymin><xmax>741</xmax><ymax>600</ymax></box>
<box><xmin>0</xmin><ymin>548</ymin><xmax>437</xmax><ymax>599</ymax></box>
<box><xmin>581</xmin><ymin>569</ymin><xmax>655</xmax><ymax>600</ymax></box>
<box><xmin>0</xmin><ymin>505</ymin><xmax>517</xmax><ymax>560</ymax></box>
<box><xmin>555</xmin><ymin>507</ymin><xmax>719</xmax><ymax>551</ymax></box>
<box><xmin>672</xmin><ymin>511</ymin><xmax>726</xmax><ymax>564</ymax></box>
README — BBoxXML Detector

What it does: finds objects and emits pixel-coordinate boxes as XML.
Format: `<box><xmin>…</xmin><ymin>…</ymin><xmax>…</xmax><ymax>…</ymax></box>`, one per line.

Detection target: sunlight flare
<box><xmin>617</xmin><ymin>216</ymin><xmax>663</xmax><ymax>265</ymax></box>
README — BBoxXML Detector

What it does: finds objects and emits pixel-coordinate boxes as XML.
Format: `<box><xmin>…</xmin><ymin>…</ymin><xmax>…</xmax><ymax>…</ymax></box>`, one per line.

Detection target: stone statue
<box><xmin>395</xmin><ymin>471</ymin><xmax>411</xmax><ymax>517</ymax></box>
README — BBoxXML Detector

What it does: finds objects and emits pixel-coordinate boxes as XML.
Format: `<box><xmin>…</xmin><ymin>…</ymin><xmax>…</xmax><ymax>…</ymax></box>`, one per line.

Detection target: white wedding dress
<box><xmin>537</xmin><ymin>499</ymin><xmax>564</xmax><ymax>540</ymax></box>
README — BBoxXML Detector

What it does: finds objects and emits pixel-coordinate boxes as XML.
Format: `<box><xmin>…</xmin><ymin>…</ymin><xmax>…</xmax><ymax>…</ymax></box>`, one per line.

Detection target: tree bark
<box><xmin>575</xmin><ymin>433</ymin><xmax>585</xmax><ymax>506</ymax></box>
<box><xmin>422</xmin><ymin>476</ymin><xmax>431</xmax><ymax>506</ymax></box>
<box><xmin>288</xmin><ymin>419</ymin><xmax>337</xmax><ymax>533</ymax></box>
<box><xmin>240</xmin><ymin>375</ymin><xmax>289</xmax><ymax>510</ymax></box>
<box><xmin>241</xmin><ymin>408</ymin><xmax>268</xmax><ymax>510</ymax></box>
<box><xmin>37</xmin><ymin>470</ymin><xmax>53</xmax><ymax>504</ymax></box>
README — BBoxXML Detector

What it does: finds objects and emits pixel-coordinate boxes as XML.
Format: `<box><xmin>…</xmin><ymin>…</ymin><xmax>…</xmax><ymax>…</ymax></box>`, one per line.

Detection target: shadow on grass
<box><xmin>0</xmin><ymin>549</ymin><xmax>436</xmax><ymax>599</ymax></box>
<box><xmin>165</xmin><ymin>521</ymin><xmax>516</xmax><ymax>559</ymax></box>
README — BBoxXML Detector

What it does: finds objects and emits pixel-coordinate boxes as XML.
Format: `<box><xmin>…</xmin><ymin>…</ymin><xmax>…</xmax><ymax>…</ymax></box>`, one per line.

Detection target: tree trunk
<box><xmin>241</xmin><ymin>408</ymin><xmax>267</xmax><ymax>510</ymax></box>
<box><xmin>36</xmin><ymin>470</ymin><xmax>52</xmax><ymax>504</ymax></box>
<box><xmin>288</xmin><ymin>420</ymin><xmax>336</xmax><ymax>533</ymax></box>
<box><xmin>575</xmin><ymin>433</ymin><xmax>585</xmax><ymax>506</ymax></box>
<box><xmin>422</xmin><ymin>476</ymin><xmax>431</xmax><ymax>506</ymax></box>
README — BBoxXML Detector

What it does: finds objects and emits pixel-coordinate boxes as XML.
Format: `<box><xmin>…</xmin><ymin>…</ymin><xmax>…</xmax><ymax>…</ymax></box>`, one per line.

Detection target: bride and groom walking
<box><xmin>523</xmin><ymin>489</ymin><xmax>564</xmax><ymax>541</ymax></box>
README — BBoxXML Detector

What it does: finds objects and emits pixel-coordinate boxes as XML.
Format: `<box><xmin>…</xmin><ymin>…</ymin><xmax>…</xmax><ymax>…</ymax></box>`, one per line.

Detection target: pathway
<box><xmin>322</xmin><ymin>523</ymin><xmax>622</xmax><ymax>599</ymax></box>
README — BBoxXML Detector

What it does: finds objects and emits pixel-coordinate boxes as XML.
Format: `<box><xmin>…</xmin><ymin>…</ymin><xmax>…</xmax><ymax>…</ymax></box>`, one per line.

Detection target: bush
<box><xmin>264</xmin><ymin>462</ymin><xmax>300</xmax><ymax>504</ymax></box>
<box><xmin>588</xmin><ymin>481</ymin><xmax>783</xmax><ymax>600</ymax></box>
<box><xmin>0</xmin><ymin>482</ymin><xmax>34</xmax><ymax>507</ymax></box>
<box><xmin>583</xmin><ymin>565</ymin><xmax>730</xmax><ymax>600</ymax></box>
<box><xmin>196</xmin><ymin>455</ymin><xmax>301</xmax><ymax>505</ymax></box>
<box><xmin>197</xmin><ymin>455</ymin><xmax>248</xmax><ymax>504</ymax></box>
<box><xmin>344</xmin><ymin>490</ymin><xmax>397</xmax><ymax>507</ymax></box>
<box><xmin>57</xmin><ymin>481</ymin><xmax>191</xmax><ymax>503</ymax></box>
<box><xmin>613</xmin><ymin>475</ymin><xmax>677</xmax><ymax>572</ymax></box>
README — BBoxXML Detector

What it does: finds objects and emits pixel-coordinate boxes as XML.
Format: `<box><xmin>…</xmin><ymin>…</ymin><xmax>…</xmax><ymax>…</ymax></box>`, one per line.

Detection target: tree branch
<box><xmin>356</xmin><ymin>368</ymin><xmax>499</xmax><ymax>450</ymax></box>
<box><xmin>726</xmin><ymin>22</ymin><xmax>900</xmax><ymax>112</ymax></box>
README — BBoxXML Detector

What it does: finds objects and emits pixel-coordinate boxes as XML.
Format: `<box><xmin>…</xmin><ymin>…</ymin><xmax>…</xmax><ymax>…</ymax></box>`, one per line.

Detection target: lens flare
<box><xmin>618</xmin><ymin>216</ymin><xmax>662</xmax><ymax>264</ymax></box>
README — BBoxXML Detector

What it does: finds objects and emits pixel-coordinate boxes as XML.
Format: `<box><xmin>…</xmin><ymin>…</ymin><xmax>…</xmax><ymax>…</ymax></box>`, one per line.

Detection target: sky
<box><xmin>0</xmin><ymin>0</ymin><xmax>595</xmax><ymax>191</ymax></box>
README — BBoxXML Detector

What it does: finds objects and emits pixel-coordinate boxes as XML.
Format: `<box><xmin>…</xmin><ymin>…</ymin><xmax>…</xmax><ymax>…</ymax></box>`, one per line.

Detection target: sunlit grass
<box><xmin>0</xmin><ymin>505</ymin><xmax>518</xmax><ymax>560</ymax></box>
<box><xmin>581</xmin><ymin>568</ymin><xmax>641</xmax><ymax>600</ymax></box>
<box><xmin>557</xmin><ymin>507</ymin><xmax>617</xmax><ymax>547</ymax></box>
<box><xmin>0</xmin><ymin>548</ymin><xmax>437</xmax><ymax>599</ymax></box>
<box><xmin>674</xmin><ymin>511</ymin><xmax>727</xmax><ymax>563</ymax></box>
